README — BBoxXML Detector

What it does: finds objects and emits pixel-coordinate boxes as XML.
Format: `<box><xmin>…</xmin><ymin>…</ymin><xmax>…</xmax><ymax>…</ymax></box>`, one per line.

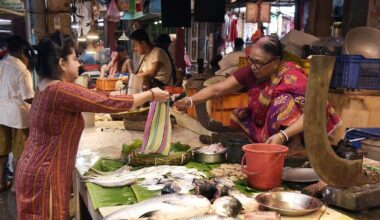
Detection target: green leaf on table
<box><xmin>122</xmin><ymin>139</ymin><xmax>143</xmax><ymax>155</ymax></box>
<box><xmin>171</xmin><ymin>141</ymin><xmax>191</xmax><ymax>152</ymax></box>
<box><xmin>364</xmin><ymin>164</ymin><xmax>380</xmax><ymax>173</ymax></box>
<box><xmin>86</xmin><ymin>182</ymin><xmax>137</xmax><ymax>210</ymax></box>
<box><xmin>234</xmin><ymin>179</ymin><xmax>261</xmax><ymax>195</ymax></box>
<box><xmin>131</xmin><ymin>184</ymin><xmax>160</xmax><ymax>202</ymax></box>
<box><xmin>87</xmin><ymin>158</ymin><xmax>124</xmax><ymax>176</ymax></box>
<box><xmin>185</xmin><ymin>161</ymin><xmax>220</xmax><ymax>177</ymax></box>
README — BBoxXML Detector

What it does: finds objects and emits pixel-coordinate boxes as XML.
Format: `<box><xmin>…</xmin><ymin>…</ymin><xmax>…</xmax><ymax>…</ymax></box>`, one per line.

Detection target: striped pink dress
<box><xmin>16</xmin><ymin>82</ymin><xmax>134</xmax><ymax>219</ymax></box>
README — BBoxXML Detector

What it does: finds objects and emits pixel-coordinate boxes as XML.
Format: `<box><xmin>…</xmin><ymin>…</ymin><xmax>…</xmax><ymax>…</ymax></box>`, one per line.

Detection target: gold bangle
<box><xmin>279</xmin><ymin>130</ymin><xmax>289</xmax><ymax>142</ymax></box>
<box><xmin>278</xmin><ymin>132</ymin><xmax>286</xmax><ymax>143</ymax></box>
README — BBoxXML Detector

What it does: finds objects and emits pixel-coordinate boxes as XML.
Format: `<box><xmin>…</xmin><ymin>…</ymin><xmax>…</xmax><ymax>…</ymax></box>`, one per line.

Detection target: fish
<box><xmin>87</xmin><ymin>165</ymin><xmax>206</xmax><ymax>188</ymax></box>
<box><xmin>245</xmin><ymin>211</ymin><xmax>281</xmax><ymax>220</ymax></box>
<box><xmin>228</xmin><ymin>189</ymin><xmax>259</xmax><ymax>212</ymax></box>
<box><xmin>103</xmin><ymin>194</ymin><xmax>211</xmax><ymax>220</ymax></box>
<box><xmin>161</xmin><ymin>180</ymin><xmax>195</xmax><ymax>194</ymax></box>
<box><xmin>185</xmin><ymin>214</ymin><xmax>236</xmax><ymax>220</ymax></box>
<box><xmin>87</xmin><ymin>177</ymin><xmax>136</xmax><ymax>188</ymax></box>
<box><xmin>84</xmin><ymin>165</ymin><xmax>132</xmax><ymax>180</ymax></box>
<box><xmin>194</xmin><ymin>180</ymin><xmax>219</xmax><ymax>201</ymax></box>
<box><xmin>91</xmin><ymin>165</ymin><xmax>132</xmax><ymax>176</ymax></box>
<box><xmin>211</xmin><ymin>196</ymin><xmax>242</xmax><ymax>217</ymax></box>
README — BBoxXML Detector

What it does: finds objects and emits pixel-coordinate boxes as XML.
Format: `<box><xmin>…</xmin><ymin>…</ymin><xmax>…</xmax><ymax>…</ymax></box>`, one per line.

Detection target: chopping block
<box><xmin>322</xmin><ymin>182</ymin><xmax>380</xmax><ymax>210</ymax></box>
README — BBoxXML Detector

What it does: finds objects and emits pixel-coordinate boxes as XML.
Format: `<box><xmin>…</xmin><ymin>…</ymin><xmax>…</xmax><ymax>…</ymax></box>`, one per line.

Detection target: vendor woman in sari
<box><xmin>175</xmin><ymin>36</ymin><xmax>341</xmax><ymax>147</ymax></box>
<box><xmin>15</xmin><ymin>32</ymin><xmax>169</xmax><ymax>219</ymax></box>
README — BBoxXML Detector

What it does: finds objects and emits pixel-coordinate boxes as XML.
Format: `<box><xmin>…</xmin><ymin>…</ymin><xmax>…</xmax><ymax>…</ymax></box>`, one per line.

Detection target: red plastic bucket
<box><xmin>241</xmin><ymin>144</ymin><xmax>289</xmax><ymax>190</ymax></box>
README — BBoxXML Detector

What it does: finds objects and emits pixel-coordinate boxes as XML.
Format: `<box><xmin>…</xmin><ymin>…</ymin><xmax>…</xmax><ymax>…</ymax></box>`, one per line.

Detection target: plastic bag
<box><xmin>106</xmin><ymin>0</ymin><xmax>120</xmax><ymax>22</ymax></box>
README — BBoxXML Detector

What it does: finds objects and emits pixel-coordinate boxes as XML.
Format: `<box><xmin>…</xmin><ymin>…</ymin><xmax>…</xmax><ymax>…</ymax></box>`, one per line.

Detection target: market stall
<box><xmin>72</xmin><ymin>114</ymin><xmax>380</xmax><ymax>220</ymax></box>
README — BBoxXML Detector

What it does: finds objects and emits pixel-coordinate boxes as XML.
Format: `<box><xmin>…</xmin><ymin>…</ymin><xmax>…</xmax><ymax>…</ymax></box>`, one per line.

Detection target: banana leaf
<box><xmin>364</xmin><ymin>164</ymin><xmax>380</xmax><ymax>173</ymax></box>
<box><xmin>185</xmin><ymin>161</ymin><xmax>220</xmax><ymax>178</ymax></box>
<box><xmin>86</xmin><ymin>183</ymin><xmax>137</xmax><ymax>210</ymax></box>
<box><xmin>234</xmin><ymin>179</ymin><xmax>261</xmax><ymax>195</ymax></box>
<box><xmin>85</xmin><ymin>159</ymin><xmax>239</xmax><ymax>209</ymax></box>
<box><xmin>131</xmin><ymin>184</ymin><xmax>160</xmax><ymax>202</ymax></box>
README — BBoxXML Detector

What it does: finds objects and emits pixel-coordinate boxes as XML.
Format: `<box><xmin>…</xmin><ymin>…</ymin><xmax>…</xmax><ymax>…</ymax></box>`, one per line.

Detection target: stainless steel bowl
<box><xmin>282</xmin><ymin>167</ymin><xmax>320</xmax><ymax>183</ymax></box>
<box><xmin>193</xmin><ymin>151</ymin><xmax>226</xmax><ymax>164</ymax></box>
<box><xmin>255</xmin><ymin>192</ymin><xmax>323</xmax><ymax>216</ymax></box>
<box><xmin>345</xmin><ymin>27</ymin><xmax>380</xmax><ymax>58</ymax></box>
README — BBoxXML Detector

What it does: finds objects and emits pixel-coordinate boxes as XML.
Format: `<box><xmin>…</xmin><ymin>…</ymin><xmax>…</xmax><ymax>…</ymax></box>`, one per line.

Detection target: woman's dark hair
<box><xmin>253</xmin><ymin>35</ymin><xmax>283</xmax><ymax>60</ymax></box>
<box><xmin>130</xmin><ymin>28</ymin><xmax>151</xmax><ymax>45</ymax></box>
<box><xmin>36</xmin><ymin>31</ymin><xmax>75</xmax><ymax>79</ymax></box>
<box><xmin>115</xmin><ymin>46</ymin><xmax>127</xmax><ymax>73</ymax></box>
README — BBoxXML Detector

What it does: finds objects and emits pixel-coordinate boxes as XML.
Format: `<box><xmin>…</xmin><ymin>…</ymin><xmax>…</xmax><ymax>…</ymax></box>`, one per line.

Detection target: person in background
<box><xmin>156</xmin><ymin>34</ymin><xmax>182</xmax><ymax>86</ymax></box>
<box><xmin>0</xmin><ymin>48</ymin><xmax>8</xmax><ymax>59</ymax></box>
<box><xmin>215</xmin><ymin>37</ymin><xmax>245</xmax><ymax>76</ymax></box>
<box><xmin>175</xmin><ymin>36</ymin><xmax>341</xmax><ymax>154</ymax></box>
<box><xmin>0</xmin><ymin>36</ymin><xmax>34</xmax><ymax>193</ymax></box>
<box><xmin>15</xmin><ymin>31</ymin><xmax>169</xmax><ymax>219</ymax></box>
<box><xmin>209</xmin><ymin>53</ymin><xmax>223</xmax><ymax>74</ymax></box>
<box><xmin>130</xmin><ymin>28</ymin><xmax>173</xmax><ymax>89</ymax></box>
<box><xmin>78</xmin><ymin>42</ymin><xmax>96</xmax><ymax>65</ymax></box>
<box><xmin>100</xmin><ymin>46</ymin><xmax>133</xmax><ymax>78</ymax></box>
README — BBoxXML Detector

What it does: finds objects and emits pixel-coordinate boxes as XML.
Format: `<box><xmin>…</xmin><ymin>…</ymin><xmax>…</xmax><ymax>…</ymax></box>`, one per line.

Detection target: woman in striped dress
<box><xmin>15</xmin><ymin>32</ymin><xmax>169</xmax><ymax>219</ymax></box>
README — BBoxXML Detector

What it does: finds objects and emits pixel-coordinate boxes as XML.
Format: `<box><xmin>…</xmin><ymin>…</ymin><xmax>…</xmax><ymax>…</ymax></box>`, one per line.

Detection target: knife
<box><xmin>169</xmin><ymin>92</ymin><xmax>187</xmax><ymax>107</ymax></box>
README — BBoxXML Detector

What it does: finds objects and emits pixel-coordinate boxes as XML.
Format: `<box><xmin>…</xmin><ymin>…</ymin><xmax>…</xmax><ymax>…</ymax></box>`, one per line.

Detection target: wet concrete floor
<box><xmin>0</xmin><ymin>190</ymin><xmax>17</xmax><ymax>220</ymax></box>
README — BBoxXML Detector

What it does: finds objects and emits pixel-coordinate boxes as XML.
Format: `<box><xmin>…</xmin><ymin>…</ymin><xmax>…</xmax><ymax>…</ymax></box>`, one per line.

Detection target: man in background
<box><xmin>0</xmin><ymin>36</ymin><xmax>34</xmax><ymax>192</ymax></box>
<box><xmin>78</xmin><ymin>42</ymin><xmax>96</xmax><ymax>65</ymax></box>
<box><xmin>215</xmin><ymin>38</ymin><xmax>245</xmax><ymax>76</ymax></box>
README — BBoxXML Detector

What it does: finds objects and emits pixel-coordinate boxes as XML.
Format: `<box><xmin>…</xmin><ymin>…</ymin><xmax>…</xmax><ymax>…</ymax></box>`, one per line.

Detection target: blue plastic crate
<box><xmin>330</xmin><ymin>55</ymin><xmax>380</xmax><ymax>90</ymax></box>
<box><xmin>345</xmin><ymin>128</ymin><xmax>380</xmax><ymax>149</ymax></box>
<box><xmin>345</xmin><ymin>128</ymin><xmax>380</xmax><ymax>140</ymax></box>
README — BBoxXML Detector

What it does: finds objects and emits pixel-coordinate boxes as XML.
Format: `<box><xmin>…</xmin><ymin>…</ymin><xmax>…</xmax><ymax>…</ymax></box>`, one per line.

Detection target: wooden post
<box><xmin>342</xmin><ymin>0</ymin><xmax>369</xmax><ymax>35</ymax></box>
<box><xmin>305</xmin><ymin>0</ymin><xmax>333</xmax><ymax>37</ymax></box>
<box><xmin>30</xmin><ymin>0</ymin><xmax>47</xmax><ymax>41</ymax></box>
<box><xmin>175</xmin><ymin>27</ymin><xmax>185</xmax><ymax>69</ymax></box>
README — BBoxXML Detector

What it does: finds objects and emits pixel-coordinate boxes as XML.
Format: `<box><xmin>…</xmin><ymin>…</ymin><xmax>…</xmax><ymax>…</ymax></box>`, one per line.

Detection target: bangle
<box><xmin>186</xmin><ymin>97</ymin><xmax>193</xmax><ymax>108</ymax></box>
<box><xmin>278</xmin><ymin>132</ymin><xmax>285</xmax><ymax>143</ymax></box>
<box><xmin>148</xmin><ymin>89</ymin><xmax>155</xmax><ymax>101</ymax></box>
<box><xmin>279</xmin><ymin>130</ymin><xmax>289</xmax><ymax>142</ymax></box>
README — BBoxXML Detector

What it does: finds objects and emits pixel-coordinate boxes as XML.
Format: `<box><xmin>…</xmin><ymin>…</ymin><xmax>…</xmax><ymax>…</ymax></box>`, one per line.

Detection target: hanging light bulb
<box><xmin>78</xmin><ymin>28</ymin><xmax>86</xmax><ymax>42</ymax></box>
<box><xmin>86</xmin><ymin>25</ymin><xmax>99</xmax><ymax>40</ymax></box>
<box><xmin>118</xmin><ymin>31</ymin><xmax>129</xmax><ymax>41</ymax></box>
<box><xmin>86</xmin><ymin>42</ymin><xmax>97</xmax><ymax>54</ymax></box>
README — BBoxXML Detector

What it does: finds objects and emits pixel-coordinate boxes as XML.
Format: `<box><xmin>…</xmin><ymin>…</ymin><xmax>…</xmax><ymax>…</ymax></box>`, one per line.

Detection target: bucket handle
<box><xmin>241</xmin><ymin>153</ymin><xmax>284</xmax><ymax>176</ymax></box>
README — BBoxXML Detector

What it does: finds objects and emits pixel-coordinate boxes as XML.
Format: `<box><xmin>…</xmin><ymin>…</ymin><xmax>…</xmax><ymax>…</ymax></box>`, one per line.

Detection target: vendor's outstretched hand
<box><xmin>151</xmin><ymin>87</ymin><xmax>169</xmax><ymax>103</ymax></box>
<box><xmin>265</xmin><ymin>133</ymin><xmax>285</xmax><ymax>145</ymax></box>
<box><xmin>173</xmin><ymin>97</ymin><xmax>190</xmax><ymax>111</ymax></box>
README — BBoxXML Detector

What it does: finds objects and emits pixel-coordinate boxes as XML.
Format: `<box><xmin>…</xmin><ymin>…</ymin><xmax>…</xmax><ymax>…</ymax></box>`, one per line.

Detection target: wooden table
<box><xmin>73</xmin><ymin>119</ymin><xmax>204</xmax><ymax>219</ymax></box>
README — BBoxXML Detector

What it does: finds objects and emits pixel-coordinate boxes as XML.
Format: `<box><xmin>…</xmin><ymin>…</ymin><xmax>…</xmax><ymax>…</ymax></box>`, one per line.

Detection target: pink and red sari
<box><xmin>231</xmin><ymin>62</ymin><xmax>341</xmax><ymax>143</ymax></box>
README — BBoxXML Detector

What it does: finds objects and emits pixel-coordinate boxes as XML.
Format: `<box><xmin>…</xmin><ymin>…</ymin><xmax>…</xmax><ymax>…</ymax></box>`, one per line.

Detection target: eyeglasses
<box><xmin>246</xmin><ymin>56</ymin><xmax>279</xmax><ymax>69</ymax></box>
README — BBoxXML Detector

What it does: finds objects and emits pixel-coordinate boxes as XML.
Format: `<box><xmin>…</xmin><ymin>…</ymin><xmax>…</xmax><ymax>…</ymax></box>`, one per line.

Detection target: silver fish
<box><xmin>87</xmin><ymin>177</ymin><xmax>136</xmax><ymax>188</ymax></box>
<box><xmin>211</xmin><ymin>196</ymin><xmax>242</xmax><ymax>217</ymax></box>
<box><xmin>103</xmin><ymin>194</ymin><xmax>211</xmax><ymax>220</ymax></box>
<box><xmin>185</xmin><ymin>214</ymin><xmax>236</xmax><ymax>220</ymax></box>
<box><xmin>228</xmin><ymin>190</ymin><xmax>258</xmax><ymax>212</ymax></box>
<box><xmin>88</xmin><ymin>165</ymin><xmax>206</xmax><ymax>188</ymax></box>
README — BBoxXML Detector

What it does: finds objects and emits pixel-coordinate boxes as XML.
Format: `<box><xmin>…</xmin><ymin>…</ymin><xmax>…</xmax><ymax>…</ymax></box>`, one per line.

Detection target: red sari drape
<box><xmin>231</xmin><ymin>62</ymin><xmax>341</xmax><ymax>143</ymax></box>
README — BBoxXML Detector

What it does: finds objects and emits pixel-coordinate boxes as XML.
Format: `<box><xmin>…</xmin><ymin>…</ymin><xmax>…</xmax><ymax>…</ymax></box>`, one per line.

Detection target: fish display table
<box><xmin>74</xmin><ymin>119</ymin><xmax>204</xmax><ymax>220</ymax></box>
<box><xmin>73</xmin><ymin>119</ymin><xmax>379</xmax><ymax>219</ymax></box>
